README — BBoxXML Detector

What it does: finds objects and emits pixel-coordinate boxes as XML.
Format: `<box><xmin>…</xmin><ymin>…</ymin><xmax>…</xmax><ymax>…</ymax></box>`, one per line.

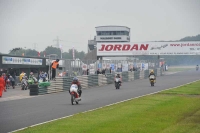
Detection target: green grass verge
<box><xmin>168</xmin><ymin>67</ymin><xmax>193</xmax><ymax>72</ymax></box>
<box><xmin>17</xmin><ymin>81</ymin><xmax>200</xmax><ymax>133</ymax></box>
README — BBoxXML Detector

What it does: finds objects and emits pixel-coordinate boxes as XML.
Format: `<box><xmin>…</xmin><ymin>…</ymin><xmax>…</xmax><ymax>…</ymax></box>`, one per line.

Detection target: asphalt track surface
<box><xmin>0</xmin><ymin>70</ymin><xmax>199</xmax><ymax>133</ymax></box>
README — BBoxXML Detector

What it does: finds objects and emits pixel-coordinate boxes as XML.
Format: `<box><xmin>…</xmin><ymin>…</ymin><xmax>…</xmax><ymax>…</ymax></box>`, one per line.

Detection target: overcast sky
<box><xmin>0</xmin><ymin>0</ymin><xmax>200</xmax><ymax>54</ymax></box>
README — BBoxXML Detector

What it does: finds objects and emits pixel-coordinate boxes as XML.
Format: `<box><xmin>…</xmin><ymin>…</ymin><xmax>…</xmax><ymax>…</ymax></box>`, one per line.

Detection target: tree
<box><xmin>42</xmin><ymin>46</ymin><xmax>61</xmax><ymax>58</ymax></box>
<box><xmin>180</xmin><ymin>34</ymin><xmax>200</xmax><ymax>41</ymax></box>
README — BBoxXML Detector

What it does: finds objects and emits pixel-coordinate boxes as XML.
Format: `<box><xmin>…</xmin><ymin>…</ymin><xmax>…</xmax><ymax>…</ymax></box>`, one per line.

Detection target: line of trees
<box><xmin>8</xmin><ymin>46</ymin><xmax>86</xmax><ymax>59</ymax></box>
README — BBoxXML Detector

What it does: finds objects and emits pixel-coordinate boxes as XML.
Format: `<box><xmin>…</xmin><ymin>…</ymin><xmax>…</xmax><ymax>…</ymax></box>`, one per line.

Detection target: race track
<box><xmin>0</xmin><ymin>70</ymin><xmax>199</xmax><ymax>133</ymax></box>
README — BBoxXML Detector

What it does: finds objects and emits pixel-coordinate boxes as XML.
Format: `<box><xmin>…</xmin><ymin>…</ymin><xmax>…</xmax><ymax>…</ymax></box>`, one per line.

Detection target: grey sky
<box><xmin>0</xmin><ymin>0</ymin><xmax>200</xmax><ymax>54</ymax></box>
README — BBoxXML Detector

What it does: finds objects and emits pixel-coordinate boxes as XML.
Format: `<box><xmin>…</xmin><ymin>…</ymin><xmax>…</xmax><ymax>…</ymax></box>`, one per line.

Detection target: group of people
<box><xmin>0</xmin><ymin>73</ymin><xmax>16</xmax><ymax>97</ymax></box>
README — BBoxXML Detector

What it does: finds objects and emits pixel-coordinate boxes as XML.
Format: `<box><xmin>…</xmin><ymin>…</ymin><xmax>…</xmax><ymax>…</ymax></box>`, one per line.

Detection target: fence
<box><xmin>34</xmin><ymin>68</ymin><xmax>163</xmax><ymax>95</ymax></box>
<box><xmin>56</xmin><ymin>59</ymin><xmax>160</xmax><ymax>78</ymax></box>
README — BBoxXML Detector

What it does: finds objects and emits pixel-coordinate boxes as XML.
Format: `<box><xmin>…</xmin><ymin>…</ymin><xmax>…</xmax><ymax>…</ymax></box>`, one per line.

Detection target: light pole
<box><xmin>24</xmin><ymin>47</ymin><xmax>26</xmax><ymax>56</ymax></box>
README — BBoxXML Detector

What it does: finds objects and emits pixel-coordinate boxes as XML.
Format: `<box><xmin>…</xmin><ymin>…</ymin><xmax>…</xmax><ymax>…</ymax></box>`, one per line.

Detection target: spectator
<box><xmin>9</xmin><ymin>76</ymin><xmax>15</xmax><ymax>89</ymax></box>
<box><xmin>102</xmin><ymin>69</ymin><xmax>106</xmax><ymax>75</ymax></box>
<box><xmin>87</xmin><ymin>69</ymin><xmax>89</xmax><ymax>75</ymax></box>
<box><xmin>51</xmin><ymin>59</ymin><xmax>59</xmax><ymax>80</ymax></box>
<box><xmin>97</xmin><ymin>69</ymin><xmax>101</xmax><ymax>74</ymax></box>
<box><xmin>0</xmin><ymin>73</ymin><xmax>6</xmax><ymax>97</ymax></box>
<box><xmin>19</xmin><ymin>71</ymin><xmax>25</xmax><ymax>82</ymax></box>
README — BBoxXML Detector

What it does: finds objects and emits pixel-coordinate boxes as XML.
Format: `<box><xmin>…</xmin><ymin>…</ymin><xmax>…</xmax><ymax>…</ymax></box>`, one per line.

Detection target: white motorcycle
<box><xmin>69</xmin><ymin>84</ymin><xmax>81</xmax><ymax>105</ymax></box>
<box><xmin>115</xmin><ymin>77</ymin><xmax>121</xmax><ymax>89</ymax></box>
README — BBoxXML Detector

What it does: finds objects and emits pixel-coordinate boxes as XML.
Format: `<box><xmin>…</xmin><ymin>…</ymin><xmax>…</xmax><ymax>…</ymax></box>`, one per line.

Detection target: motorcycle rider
<box><xmin>114</xmin><ymin>73</ymin><xmax>122</xmax><ymax>86</ymax></box>
<box><xmin>196</xmin><ymin>65</ymin><xmax>199</xmax><ymax>71</ymax></box>
<box><xmin>70</xmin><ymin>77</ymin><xmax>82</xmax><ymax>97</ymax></box>
<box><xmin>21</xmin><ymin>76</ymin><xmax>28</xmax><ymax>90</ymax></box>
<box><xmin>149</xmin><ymin>70</ymin><xmax>156</xmax><ymax>82</ymax></box>
<box><xmin>29</xmin><ymin>72</ymin><xmax>37</xmax><ymax>83</ymax></box>
<box><xmin>39</xmin><ymin>71</ymin><xmax>47</xmax><ymax>82</ymax></box>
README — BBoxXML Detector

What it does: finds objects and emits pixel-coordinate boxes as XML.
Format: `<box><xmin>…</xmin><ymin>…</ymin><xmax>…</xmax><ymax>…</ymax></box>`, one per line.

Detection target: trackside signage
<box><xmin>97</xmin><ymin>42</ymin><xmax>200</xmax><ymax>56</ymax></box>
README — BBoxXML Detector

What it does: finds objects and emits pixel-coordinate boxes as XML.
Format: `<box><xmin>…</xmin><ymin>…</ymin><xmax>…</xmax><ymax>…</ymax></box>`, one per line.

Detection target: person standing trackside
<box><xmin>51</xmin><ymin>59</ymin><xmax>59</xmax><ymax>80</ymax></box>
<box><xmin>0</xmin><ymin>73</ymin><xmax>6</xmax><ymax>97</ymax></box>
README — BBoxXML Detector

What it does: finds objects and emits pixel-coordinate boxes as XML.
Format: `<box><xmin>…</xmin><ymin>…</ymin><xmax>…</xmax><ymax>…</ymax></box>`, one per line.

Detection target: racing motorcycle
<box><xmin>115</xmin><ymin>77</ymin><xmax>121</xmax><ymax>89</ymax></box>
<box><xmin>22</xmin><ymin>82</ymin><xmax>28</xmax><ymax>90</ymax></box>
<box><xmin>196</xmin><ymin>66</ymin><xmax>199</xmax><ymax>71</ymax></box>
<box><xmin>149</xmin><ymin>75</ymin><xmax>156</xmax><ymax>86</ymax></box>
<box><xmin>69</xmin><ymin>84</ymin><xmax>81</xmax><ymax>105</ymax></box>
<box><xmin>21</xmin><ymin>79</ymin><xmax>28</xmax><ymax>90</ymax></box>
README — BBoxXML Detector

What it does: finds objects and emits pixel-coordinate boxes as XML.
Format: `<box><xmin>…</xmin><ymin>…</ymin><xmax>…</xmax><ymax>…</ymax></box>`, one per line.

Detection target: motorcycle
<box><xmin>21</xmin><ymin>80</ymin><xmax>28</xmax><ymax>90</ymax></box>
<box><xmin>28</xmin><ymin>77</ymin><xmax>37</xmax><ymax>85</ymax></box>
<box><xmin>196</xmin><ymin>66</ymin><xmax>199</xmax><ymax>71</ymax></box>
<box><xmin>149</xmin><ymin>75</ymin><xmax>155</xmax><ymax>86</ymax></box>
<box><xmin>115</xmin><ymin>78</ymin><xmax>121</xmax><ymax>89</ymax></box>
<box><xmin>6</xmin><ymin>79</ymin><xmax>11</xmax><ymax>89</ymax></box>
<box><xmin>69</xmin><ymin>84</ymin><xmax>81</xmax><ymax>105</ymax></box>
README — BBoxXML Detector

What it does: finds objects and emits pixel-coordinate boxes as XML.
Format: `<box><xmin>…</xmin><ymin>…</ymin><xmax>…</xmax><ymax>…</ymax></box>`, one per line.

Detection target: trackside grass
<box><xmin>17</xmin><ymin>81</ymin><xmax>200</xmax><ymax>133</ymax></box>
<box><xmin>168</xmin><ymin>67</ymin><xmax>193</xmax><ymax>72</ymax></box>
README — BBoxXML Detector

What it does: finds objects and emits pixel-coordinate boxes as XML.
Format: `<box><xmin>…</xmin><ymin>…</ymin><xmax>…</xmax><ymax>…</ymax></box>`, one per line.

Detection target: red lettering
<box><xmin>130</xmin><ymin>44</ymin><xmax>138</xmax><ymax>50</ymax></box>
<box><xmin>99</xmin><ymin>44</ymin><xmax>105</xmax><ymax>51</ymax></box>
<box><xmin>140</xmin><ymin>44</ymin><xmax>149</xmax><ymax>50</ymax></box>
<box><xmin>122</xmin><ymin>44</ymin><xmax>130</xmax><ymax>51</ymax></box>
<box><xmin>113</xmin><ymin>44</ymin><xmax>122</xmax><ymax>51</ymax></box>
<box><xmin>105</xmin><ymin>45</ymin><xmax>113</xmax><ymax>51</ymax></box>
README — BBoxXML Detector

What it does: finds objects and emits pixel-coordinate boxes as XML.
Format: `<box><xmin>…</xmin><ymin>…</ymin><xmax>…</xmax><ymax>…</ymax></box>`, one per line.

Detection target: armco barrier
<box><xmin>128</xmin><ymin>71</ymin><xmax>134</xmax><ymax>81</ymax></box>
<box><xmin>89</xmin><ymin>74</ymin><xmax>98</xmax><ymax>87</ymax></box>
<box><xmin>78</xmin><ymin>75</ymin><xmax>88</xmax><ymax>89</ymax></box>
<box><xmin>144</xmin><ymin>70</ymin><xmax>149</xmax><ymax>79</ymax></box>
<box><xmin>98</xmin><ymin>74</ymin><xmax>107</xmax><ymax>86</ymax></box>
<box><xmin>134</xmin><ymin>71</ymin><xmax>140</xmax><ymax>80</ymax></box>
<box><xmin>30</xmin><ymin>68</ymin><xmax>164</xmax><ymax>95</ymax></box>
<box><xmin>139</xmin><ymin>71</ymin><xmax>145</xmax><ymax>79</ymax></box>
<box><xmin>106</xmin><ymin>73</ymin><xmax>115</xmax><ymax>84</ymax></box>
<box><xmin>122</xmin><ymin>71</ymin><xmax>128</xmax><ymax>82</ymax></box>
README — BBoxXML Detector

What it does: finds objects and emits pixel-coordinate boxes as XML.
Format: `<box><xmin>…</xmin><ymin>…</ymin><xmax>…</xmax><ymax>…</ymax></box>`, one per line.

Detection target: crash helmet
<box><xmin>117</xmin><ymin>73</ymin><xmax>120</xmax><ymax>76</ymax></box>
<box><xmin>73</xmin><ymin>77</ymin><xmax>78</xmax><ymax>82</ymax></box>
<box><xmin>150</xmin><ymin>70</ymin><xmax>154</xmax><ymax>73</ymax></box>
<box><xmin>56</xmin><ymin>59</ymin><xmax>59</xmax><ymax>62</ymax></box>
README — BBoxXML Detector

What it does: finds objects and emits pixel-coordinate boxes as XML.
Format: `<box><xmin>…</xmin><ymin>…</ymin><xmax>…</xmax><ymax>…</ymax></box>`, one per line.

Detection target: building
<box><xmin>88</xmin><ymin>25</ymin><xmax>130</xmax><ymax>53</ymax></box>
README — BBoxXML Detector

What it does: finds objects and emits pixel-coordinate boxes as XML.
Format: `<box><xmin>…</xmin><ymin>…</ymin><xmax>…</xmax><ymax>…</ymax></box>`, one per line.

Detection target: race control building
<box><xmin>87</xmin><ymin>26</ymin><xmax>130</xmax><ymax>53</ymax></box>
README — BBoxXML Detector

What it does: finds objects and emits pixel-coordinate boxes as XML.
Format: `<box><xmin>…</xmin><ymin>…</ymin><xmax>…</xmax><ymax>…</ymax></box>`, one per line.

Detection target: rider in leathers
<box><xmin>114</xmin><ymin>73</ymin><xmax>122</xmax><ymax>86</ymax></box>
<box><xmin>196</xmin><ymin>65</ymin><xmax>199</xmax><ymax>71</ymax></box>
<box><xmin>70</xmin><ymin>77</ymin><xmax>82</xmax><ymax>97</ymax></box>
<box><xmin>149</xmin><ymin>70</ymin><xmax>156</xmax><ymax>82</ymax></box>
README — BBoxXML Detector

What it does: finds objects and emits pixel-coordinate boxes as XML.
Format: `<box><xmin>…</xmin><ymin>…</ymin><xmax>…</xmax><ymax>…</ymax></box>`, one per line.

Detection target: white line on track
<box><xmin>10</xmin><ymin>79</ymin><xmax>200</xmax><ymax>133</ymax></box>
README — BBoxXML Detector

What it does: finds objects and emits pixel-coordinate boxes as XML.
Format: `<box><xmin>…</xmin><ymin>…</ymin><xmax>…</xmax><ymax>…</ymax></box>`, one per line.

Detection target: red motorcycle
<box><xmin>69</xmin><ymin>84</ymin><xmax>81</xmax><ymax>105</ymax></box>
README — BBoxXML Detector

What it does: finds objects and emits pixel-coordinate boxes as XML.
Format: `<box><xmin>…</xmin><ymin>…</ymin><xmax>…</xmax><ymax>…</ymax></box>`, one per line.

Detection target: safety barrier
<box><xmin>30</xmin><ymin>68</ymin><xmax>162</xmax><ymax>95</ymax></box>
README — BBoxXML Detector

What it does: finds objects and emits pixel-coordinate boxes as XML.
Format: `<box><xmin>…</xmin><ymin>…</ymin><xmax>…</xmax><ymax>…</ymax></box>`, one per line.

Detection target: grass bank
<box><xmin>17</xmin><ymin>81</ymin><xmax>200</xmax><ymax>133</ymax></box>
<box><xmin>167</xmin><ymin>66</ymin><xmax>194</xmax><ymax>72</ymax></box>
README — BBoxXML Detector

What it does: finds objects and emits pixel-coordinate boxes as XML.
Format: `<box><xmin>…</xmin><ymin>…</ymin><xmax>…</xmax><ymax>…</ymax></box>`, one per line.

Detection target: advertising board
<box><xmin>97</xmin><ymin>42</ymin><xmax>200</xmax><ymax>56</ymax></box>
<box><xmin>2</xmin><ymin>56</ymin><xmax>42</xmax><ymax>65</ymax></box>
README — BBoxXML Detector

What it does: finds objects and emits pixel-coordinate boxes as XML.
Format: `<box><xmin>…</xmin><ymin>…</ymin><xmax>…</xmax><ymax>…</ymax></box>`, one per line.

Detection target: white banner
<box><xmin>89</xmin><ymin>64</ymin><xmax>95</xmax><ymax>74</ymax></box>
<box><xmin>122</xmin><ymin>64</ymin><xmax>129</xmax><ymax>72</ymax></box>
<box><xmin>2</xmin><ymin>56</ymin><xmax>42</xmax><ymax>65</ymax></box>
<box><xmin>97</xmin><ymin>41</ymin><xmax>200</xmax><ymax>56</ymax></box>
<box><xmin>82</xmin><ymin>64</ymin><xmax>87</xmax><ymax>71</ymax></box>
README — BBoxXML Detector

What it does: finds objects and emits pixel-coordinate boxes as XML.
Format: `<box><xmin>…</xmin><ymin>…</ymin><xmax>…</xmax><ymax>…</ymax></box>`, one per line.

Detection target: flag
<box><xmin>59</xmin><ymin>44</ymin><xmax>63</xmax><ymax>53</ymax></box>
<box><xmin>38</xmin><ymin>52</ymin><xmax>40</xmax><ymax>57</ymax></box>
<box><xmin>72</xmin><ymin>47</ymin><xmax>75</xmax><ymax>60</ymax></box>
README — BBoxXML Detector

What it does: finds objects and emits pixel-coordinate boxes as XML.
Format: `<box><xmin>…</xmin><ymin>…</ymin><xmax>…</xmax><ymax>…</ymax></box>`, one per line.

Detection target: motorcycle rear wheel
<box><xmin>71</xmin><ymin>94</ymin><xmax>75</xmax><ymax>105</ymax></box>
<box><xmin>151</xmin><ymin>82</ymin><xmax>154</xmax><ymax>86</ymax></box>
